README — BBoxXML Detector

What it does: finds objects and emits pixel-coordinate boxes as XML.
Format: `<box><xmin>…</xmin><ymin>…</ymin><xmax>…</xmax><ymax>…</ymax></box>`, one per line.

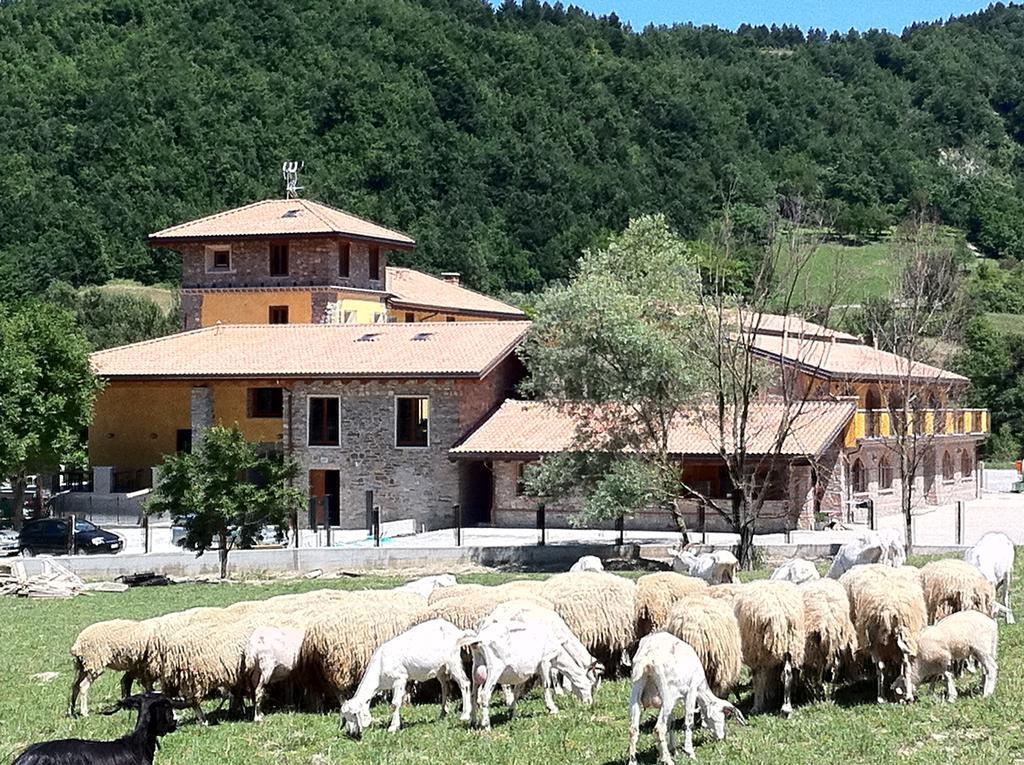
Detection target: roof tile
<box><xmin>386</xmin><ymin>267</ymin><xmax>525</xmax><ymax>318</ymax></box>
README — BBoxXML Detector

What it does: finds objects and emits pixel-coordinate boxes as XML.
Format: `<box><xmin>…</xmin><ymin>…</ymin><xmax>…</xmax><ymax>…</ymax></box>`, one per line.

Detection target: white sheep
<box><xmin>670</xmin><ymin>549</ymin><xmax>738</xmax><ymax>584</ymax></box>
<box><xmin>827</xmin><ymin>530</ymin><xmax>905</xmax><ymax>579</ymax></box>
<box><xmin>891</xmin><ymin>610</ymin><xmax>999</xmax><ymax>703</ymax></box>
<box><xmin>395</xmin><ymin>574</ymin><xmax>458</xmax><ymax>600</ymax></box>
<box><xmin>627</xmin><ymin>632</ymin><xmax>745</xmax><ymax>765</ymax></box>
<box><xmin>340</xmin><ymin>619</ymin><xmax>472</xmax><ymax>736</ymax></box>
<box><xmin>459</xmin><ymin>619</ymin><xmax>597</xmax><ymax>730</ymax></box>
<box><xmin>569</xmin><ymin>555</ymin><xmax>604</xmax><ymax>573</ymax></box>
<box><xmin>242</xmin><ymin>626</ymin><xmax>305</xmax><ymax>722</ymax></box>
<box><xmin>965</xmin><ymin>532</ymin><xmax>1015</xmax><ymax>624</ymax></box>
<box><xmin>769</xmin><ymin>559</ymin><xmax>820</xmax><ymax>585</ymax></box>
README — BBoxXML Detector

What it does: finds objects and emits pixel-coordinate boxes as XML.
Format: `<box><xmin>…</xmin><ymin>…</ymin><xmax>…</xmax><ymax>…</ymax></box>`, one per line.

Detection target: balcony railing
<box><xmin>846</xmin><ymin>408</ymin><xmax>989</xmax><ymax>446</ymax></box>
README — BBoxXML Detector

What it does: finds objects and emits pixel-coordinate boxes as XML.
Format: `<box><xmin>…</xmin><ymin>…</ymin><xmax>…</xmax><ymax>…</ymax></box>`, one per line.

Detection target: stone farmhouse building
<box><xmin>83</xmin><ymin>196</ymin><xmax>989</xmax><ymax>533</ymax></box>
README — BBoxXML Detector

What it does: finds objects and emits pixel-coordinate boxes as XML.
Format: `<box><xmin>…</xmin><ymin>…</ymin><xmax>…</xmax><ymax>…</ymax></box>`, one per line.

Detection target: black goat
<box><xmin>13</xmin><ymin>693</ymin><xmax>184</xmax><ymax>765</ymax></box>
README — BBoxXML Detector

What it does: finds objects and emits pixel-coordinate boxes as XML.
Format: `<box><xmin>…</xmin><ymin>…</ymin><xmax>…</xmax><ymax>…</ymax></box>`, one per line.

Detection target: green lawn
<box><xmin>1</xmin><ymin>562</ymin><xmax>1021</xmax><ymax>764</ymax></box>
<box><xmin>792</xmin><ymin>238</ymin><xmax>900</xmax><ymax>306</ymax></box>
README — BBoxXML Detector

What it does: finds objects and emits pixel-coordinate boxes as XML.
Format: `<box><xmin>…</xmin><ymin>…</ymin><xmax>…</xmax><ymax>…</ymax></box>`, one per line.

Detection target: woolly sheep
<box><xmin>919</xmin><ymin>558</ymin><xmax>995</xmax><ymax>624</ymax></box>
<box><xmin>635</xmin><ymin>573</ymin><xmax>709</xmax><ymax>635</ymax></box>
<box><xmin>733</xmin><ymin>580</ymin><xmax>806</xmax><ymax>716</ymax></box>
<box><xmin>827</xmin><ymin>530</ymin><xmax>905</xmax><ymax>579</ymax></box>
<box><xmin>422</xmin><ymin>588</ymin><xmax>553</xmax><ymax>630</ymax></box>
<box><xmin>842</xmin><ymin>566</ymin><xmax>926</xmax><ymax>703</ymax></box>
<box><xmin>770</xmin><ymin>559</ymin><xmax>820</xmax><ymax>585</ymax></box>
<box><xmin>799</xmin><ymin>579</ymin><xmax>857</xmax><ymax>696</ymax></box>
<box><xmin>540</xmin><ymin>571</ymin><xmax>638</xmax><ymax>668</ymax></box>
<box><xmin>69</xmin><ymin>620</ymin><xmax>152</xmax><ymax>717</ymax></box>
<box><xmin>242</xmin><ymin>626</ymin><xmax>306</xmax><ymax>722</ymax></box>
<box><xmin>891</xmin><ymin>610</ymin><xmax>999</xmax><ymax>703</ymax></box>
<box><xmin>296</xmin><ymin>591</ymin><xmax>427</xmax><ymax>705</ymax></box>
<box><xmin>395</xmin><ymin>575</ymin><xmax>457</xmax><ymax>600</ymax></box>
<box><xmin>427</xmin><ymin>583</ymin><xmax>488</xmax><ymax>605</ymax></box>
<box><xmin>965</xmin><ymin>532</ymin><xmax>1015</xmax><ymax>624</ymax></box>
<box><xmin>671</xmin><ymin>549</ymin><xmax>738</xmax><ymax>584</ymax></box>
<box><xmin>569</xmin><ymin>555</ymin><xmax>604</xmax><ymax>572</ymax></box>
<box><xmin>493</xmin><ymin>580</ymin><xmax>548</xmax><ymax>599</ymax></box>
<box><xmin>627</xmin><ymin>632</ymin><xmax>745</xmax><ymax>765</ymax></box>
<box><xmin>704</xmin><ymin>583</ymin><xmax>745</xmax><ymax>605</ymax></box>
<box><xmin>663</xmin><ymin>594</ymin><xmax>742</xmax><ymax>697</ymax></box>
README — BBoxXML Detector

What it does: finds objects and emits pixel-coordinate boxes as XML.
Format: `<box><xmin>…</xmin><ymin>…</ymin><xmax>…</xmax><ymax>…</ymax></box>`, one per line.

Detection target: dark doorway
<box><xmin>461</xmin><ymin>462</ymin><xmax>493</xmax><ymax>525</ymax></box>
<box><xmin>309</xmin><ymin>469</ymin><xmax>341</xmax><ymax>526</ymax></box>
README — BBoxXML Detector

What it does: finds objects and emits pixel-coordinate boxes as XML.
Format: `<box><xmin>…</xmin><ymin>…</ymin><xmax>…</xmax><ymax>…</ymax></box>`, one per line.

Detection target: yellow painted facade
<box><xmin>200</xmin><ymin>291</ymin><xmax>313</xmax><ymax>326</ymax></box>
<box><xmin>89</xmin><ymin>381</ymin><xmax>285</xmax><ymax>471</ymax></box>
<box><xmin>336</xmin><ymin>297</ymin><xmax>387</xmax><ymax>324</ymax></box>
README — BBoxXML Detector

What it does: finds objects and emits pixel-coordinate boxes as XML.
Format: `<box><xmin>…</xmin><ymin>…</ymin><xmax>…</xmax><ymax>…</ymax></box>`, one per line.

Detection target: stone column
<box><xmin>190</xmin><ymin>386</ymin><xmax>214</xmax><ymax>447</ymax></box>
<box><xmin>93</xmin><ymin>466</ymin><xmax>115</xmax><ymax>495</ymax></box>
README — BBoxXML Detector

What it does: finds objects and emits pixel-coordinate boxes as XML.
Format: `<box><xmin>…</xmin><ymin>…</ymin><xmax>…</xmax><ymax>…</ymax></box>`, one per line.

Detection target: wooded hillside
<box><xmin>4</xmin><ymin>0</ymin><xmax>1024</xmax><ymax>296</ymax></box>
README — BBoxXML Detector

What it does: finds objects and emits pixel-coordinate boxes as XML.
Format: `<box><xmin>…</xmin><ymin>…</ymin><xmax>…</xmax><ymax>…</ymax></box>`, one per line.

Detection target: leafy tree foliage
<box><xmin>7</xmin><ymin>2</ymin><xmax>1024</xmax><ymax>296</ymax></box>
<box><xmin>44</xmin><ymin>281</ymin><xmax>180</xmax><ymax>350</ymax></box>
<box><xmin>145</xmin><ymin>426</ymin><xmax>304</xmax><ymax>579</ymax></box>
<box><xmin>0</xmin><ymin>300</ymin><xmax>100</xmax><ymax>523</ymax></box>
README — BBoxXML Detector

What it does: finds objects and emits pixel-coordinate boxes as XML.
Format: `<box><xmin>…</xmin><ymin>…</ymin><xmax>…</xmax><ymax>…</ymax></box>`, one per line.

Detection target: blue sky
<box><xmin>556</xmin><ymin>1</ymin><xmax>995</xmax><ymax>33</ymax></box>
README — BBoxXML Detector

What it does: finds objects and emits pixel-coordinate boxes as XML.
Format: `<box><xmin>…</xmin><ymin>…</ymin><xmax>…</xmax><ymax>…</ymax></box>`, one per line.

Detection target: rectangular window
<box><xmin>308</xmin><ymin>397</ymin><xmax>340</xmax><ymax>446</ymax></box>
<box><xmin>395</xmin><ymin>396</ymin><xmax>429</xmax><ymax>447</ymax></box>
<box><xmin>446</xmin><ymin>315</ymin><xmax>456</xmax><ymax>323</ymax></box>
<box><xmin>249</xmin><ymin>388</ymin><xmax>283</xmax><ymax>418</ymax></box>
<box><xmin>269</xmin><ymin>242</ymin><xmax>289</xmax><ymax>276</ymax></box>
<box><xmin>339</xmin><ymin>242</ymin><xmax>351</xmax><ymax>278</ymax></box>
<box><xmin>207</xmin><ymin>246</ymin><xmax>232</xmax><ymax>272</ymax></box>
<box><xmin>515</xmin><ymin>462</ymin><xmax>534</xmax><ymax>497</ymax></box>
<box><xmin>176</xmin><ymin>429</ymin><xmax>193</xmax><ymax>454</ymax></box>
<box><xmin>404</xmin><ymin>312</ymin><xmax>415</xmax><ymax>323</ymax></box>
<box><xmin>368</xmin><ymin>246</ymin><xmax>380</xmax><ymax>281</ymax></box>
<box><xmin>268</xmin><ymin>306</ymin><xmax>289</xmax><ymax>324</ymax></box>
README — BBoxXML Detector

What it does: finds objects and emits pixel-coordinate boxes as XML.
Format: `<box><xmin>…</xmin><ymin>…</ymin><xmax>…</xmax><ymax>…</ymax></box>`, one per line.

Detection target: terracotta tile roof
<box><xmin>749</xmin><ymin>334</ymin><xmax>968</xmax><ymax>383</ymax></box>
<box><xmin>451</xmin><ymin>398</ymin><xmax>857</xmax><ymax>458</ymax></box>
<box><xmin>386</xmin><ymin>268</ymin><xmax>525</xmax><ymax>319</ymax></box>
<box><xmin>744</xmin><ymin>312</ymin><xmax>860</xmax><ymax>343</ymax></box>
<box><xmin>91</xmin><ymin>322</ymin><xmax>530</xmax><ymax>380</ymax></box>
<box><xmin>148</xmin><ymin>199</ymin><xmax>416</xmax><ymax>248</ymax></box>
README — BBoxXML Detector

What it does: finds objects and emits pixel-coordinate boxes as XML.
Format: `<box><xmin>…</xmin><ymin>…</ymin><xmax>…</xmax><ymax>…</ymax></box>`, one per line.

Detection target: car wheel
<box><xmin>20</xmin><ymin>547</ymin><xmax>35</xmax><ymax>558</ymax></box>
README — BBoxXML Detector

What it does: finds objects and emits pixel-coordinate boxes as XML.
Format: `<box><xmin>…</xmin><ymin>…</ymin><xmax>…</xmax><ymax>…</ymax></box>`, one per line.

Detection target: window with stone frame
<box><xmin>206</xmin><ymin>246</ymin><xmax>232</xmax><ymax>272</ymax></box>
<box><xmin>249</xmin><ymin>388</ymin><xmax>283</xmax><ymax>418</ymax></box>
<box><xmin>395</xmin><ymin>396</ymin><xmax>429</xmax><ymax>448</ymax></box>
<box><xmin>308</xmin><ymin>397</ymin><xmax>340</xmax><ymax>446</ymax></box>
<box><xmin>851</xmin><ymin>458</ymin><xmax>867</xmax><ymax>493</ymax></box>
<box><xmin>878</xmin><ymin>456</ymin><xmax>893</xmax><ymax>490</ymax></box>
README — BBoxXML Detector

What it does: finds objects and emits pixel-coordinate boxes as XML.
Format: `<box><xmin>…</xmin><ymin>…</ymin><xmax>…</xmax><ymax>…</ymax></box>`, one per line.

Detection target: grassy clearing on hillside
<box><xmin>793</xmin><ymin>239</ymin><xmax>899</xmax><ymax>306</ymax></box>
<box><xmin>1</xmin><ymin>562</ymin><xmax>1021</xmax><ymax>765</ymax></box>
<box><xmin>96</xmin><ymin>280</ymin><xmax>178</xmax><ymax>314</ymax></box>
<box><xmin>986</xmin><ymin>312</ymin><xmax>1024</xmax><ymax>337</ymax></box>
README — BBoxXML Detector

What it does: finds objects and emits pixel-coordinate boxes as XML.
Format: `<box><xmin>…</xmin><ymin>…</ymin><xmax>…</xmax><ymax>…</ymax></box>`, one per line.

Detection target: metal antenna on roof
<box><xmin>282</xmin><ymin>161</ymin><xmax>304</xmax><ymax>199</ymax></box>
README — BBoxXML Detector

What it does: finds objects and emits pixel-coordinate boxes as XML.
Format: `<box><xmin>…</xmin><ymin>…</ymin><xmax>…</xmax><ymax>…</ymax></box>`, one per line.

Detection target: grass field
<box><xmin>791</xmin><ymin>238</ymin><xmax>900</xmax><ymax>306</ymax></box>
<box><xmin>95</xmin><ymin>280</ymin><xmax>178</xmax><ymax>314</ymax></box>
<box><xmin>986</xmin><ymin>312</ymin><xmax>1024</xmax><ymax>337</ymax></box>
<box><xmin>1</xmin><ymin>561</ymin><xmax>1022</xmax><ymax>765</ymax></box>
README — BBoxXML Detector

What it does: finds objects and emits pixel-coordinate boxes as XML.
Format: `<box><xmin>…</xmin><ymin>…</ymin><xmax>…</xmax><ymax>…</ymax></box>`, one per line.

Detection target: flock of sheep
<box><xmin>55</xmin><ymin>529</ymin><xmax>1014</xmax><ymax>764</ymax></box>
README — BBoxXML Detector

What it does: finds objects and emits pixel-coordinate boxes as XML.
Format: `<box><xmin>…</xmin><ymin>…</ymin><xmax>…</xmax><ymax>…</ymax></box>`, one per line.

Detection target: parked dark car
<box><xmin>18</xmin><ymin>518</ymin><xmax>123</xmax><ymax>557</ymax></box>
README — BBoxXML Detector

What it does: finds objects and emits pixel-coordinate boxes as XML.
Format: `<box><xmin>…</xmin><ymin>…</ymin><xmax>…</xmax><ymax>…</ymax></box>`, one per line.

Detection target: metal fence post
<box><xmin>616</xmin><ymin>515</ymin><xmax>624</xmax><ymax>547</ymax></box>
<box><xmin>373</xmin><ymin>507</ymin><xmax>381</xmax><ymax>548</ymax></box>
<box><xmin>453</xmin><ymin>503</ymin><xmax>462</xmax><ymax>547</ymax></box>
<box><xmin>698</xmin><ymin>503</ymin><xmax>707</xmax><ymax>544</ymax></box>
<box><xmin>143</xmin><ymin>514</ymin><xmax>150</xmax><ymax>554</ymax></box>
<box><xmin>68</xmin><ymin>513</ymin><xmax>77</xmax><ymax>556</ymax></box>
<box><xmin>537</xmin><ymin>503</ymin><xmax>546</xmax><ymax>547</ymax></box>
<box><xmin>867</xmin><ymin>499</ymin><xmax>876</xmax><ymax>531</ymax></box>
<box><xmin>956</xmin><ymin>500</ymin><xmax>965</xmax><ymax>546</ymax></box>
<box><xmin>365</xmin><ymin>490</ymin><xmax>374</xmax><ymax>533</ymax></box>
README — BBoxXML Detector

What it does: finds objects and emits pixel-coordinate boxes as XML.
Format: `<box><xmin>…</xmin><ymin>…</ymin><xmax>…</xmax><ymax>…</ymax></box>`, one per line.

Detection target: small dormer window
<box><xmin>207</xmin><ymin>246</ymin><xmax>232</xmax><ymax>272</ymax></box>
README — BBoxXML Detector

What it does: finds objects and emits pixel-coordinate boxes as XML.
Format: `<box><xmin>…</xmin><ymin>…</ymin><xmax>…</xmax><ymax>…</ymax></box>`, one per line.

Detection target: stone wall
<box><xmin>181</xmin><ymin>293</ymin><xmax>202</xmax><ymax>331</ymax></box>
<box><xmin>190</xmin><ymin>386</ymin><xmax>214</xmax><ymax>446</ymax></box>
<box><xmin>178</xmin><ymin>238</ymin><xmax>387</xmax><ymax>292</ymax></box>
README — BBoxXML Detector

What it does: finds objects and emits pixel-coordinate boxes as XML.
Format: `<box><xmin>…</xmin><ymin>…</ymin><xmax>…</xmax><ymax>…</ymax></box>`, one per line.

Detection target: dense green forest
<box><xmin>5</xmin><ymin>0</ymin><xmax>1024</xmax><ymax>296</ymax></box>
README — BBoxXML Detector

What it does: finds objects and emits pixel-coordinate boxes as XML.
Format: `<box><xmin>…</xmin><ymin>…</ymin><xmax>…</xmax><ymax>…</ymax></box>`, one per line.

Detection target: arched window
<box><xmin>961</xmin><ymin>450</ymin><xmax>973</xmax><ymax>479</ymax></box>
<box><xmin>942</xmin><ymin>451</ymin><xmax>955</xmax><ymax>481</ymax></box>
<box><xmin>879</xmin><ymin>457</ymin><xmax>893</xmax><ymax>490</ymax></box>
<box><xmin>851</xmin><ymin>458</ymin><xmax>867</xmax><ymax>494</ymax></box>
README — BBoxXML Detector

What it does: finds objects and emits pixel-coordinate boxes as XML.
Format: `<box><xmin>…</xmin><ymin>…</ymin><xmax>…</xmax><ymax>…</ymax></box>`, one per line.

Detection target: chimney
<box><xmin>441</xmin><ymin>272</ymin><xmax>461</xmax><ymax>286</ymax></box>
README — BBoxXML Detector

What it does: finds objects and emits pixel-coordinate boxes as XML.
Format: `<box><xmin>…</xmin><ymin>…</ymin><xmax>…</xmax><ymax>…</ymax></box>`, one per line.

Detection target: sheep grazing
<box><xmin>733</xmin><ymin>581</ymin><xmax>806</xmax><ymax>716</ymax></box>
<box><xmin>891</xmin><ymin>610</ymin><xmax>999</xmax><ymax>703</ymax></box>
<box><xmin>919</xmin><ymin>558</ymin><xmax>995</xmax><ymax>624</ymax></box>
<box><xmin>635</xmin><ymin>573</ymin><xmax>708</xmax><ymax>635</ymax></box>
<box><xmin>13</xmin><ymin>692</ymin><xmax>184</xmax><ymax>765</ymax></box>
<box><xmin>423</xmin><ymin>587</ymin><xmax>552</xmax><ymax>630</ymax></box>
<box><xmin>826</xmin><ymin>530</ymin><xmax>905</xmax><ymax>579</ymax></box>
<box><xmin>297</xmin><ymin>591</ymin><xmax>426</xmax><ymax>705</ymax></box>
<box><xmin>395</xmin><ymin>574</ymin><xmax>457</xmax><ymax>600</ymax></box>
<box><xmin>427</xmin><ymin>583</ymin><xmax>488</xmax><ymax>605</ymax></box>
<box><xmin>626</xmin><ymin>632</ymin><xmax>745</xmax><ymax>765</ymax></box>
<box><xmin>662</xmin><ymin>594</ymin><xmax>742</xmax><ymax>698</ymax></box>
<box><xmin>670</xmin><ymin>549</ymin><xmax>738</xmax><ymax>584</ymax></box>
<box><xmin>459</xmin><ymin>618</ymin><xmax>598</xmax><ymax>730</ymax></box>
<box><xmin>540</xmin><ymin>571</ymin><xmax>638</xmax><ymax>669</ymax></box>
<box><xmin>799</xmin><ymin>579</ymin><xmax>857</xmax><ymax>697</ymax></box>
<box><xmin>569</xmin><ymin>555</ymin><xmax>604</xmax><ymax>572</ymax></box>
<box><xmin>841</xmin><ymin>565</ymin><xmax>926</xmax><ymax>704</ymax></box>
<box><xmin>68</xmin><ymin>619</ymin><xmax>152</xmax><ymax>717</ymax></box>
<box><xmin>493</xmin><ymin>579</ymin><xmax>548</xmax><ymax>599</ymax></box>
<box><xmin>341</xmin><ymin>619</ymin><xmax>473</xmax><ymax>737</ymax></box>
<box><xmin>965</xmin><ymin>532</ymin><xmax>1016</xmax><ymax>624</ymax></box>
<box><xmin>770</xmin><ymin>559</ymin><xmax>820</xmax><ymax>585</ymax></box>
<box><xmin>704</xmin><ymin>583</ymin><xmax>745</xmax><ymax>605</ymax></box>
<box><xmin>242</xmin><ymin>626</ymin><xmax>306</xmax><ymax>722</ymax></box>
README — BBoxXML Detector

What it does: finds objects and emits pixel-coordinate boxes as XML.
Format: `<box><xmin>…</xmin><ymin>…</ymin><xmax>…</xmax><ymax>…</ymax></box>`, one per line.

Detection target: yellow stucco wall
<box><xmin>336</xmin><ymin>298</ymin><xmax>387</xmax><ymax>324</ymax></box>
<box><xmin>89</xmin><ymin>381</ymin><xmax>284</xmax><ymax>471</ymax></box>
<box><xmin>200</xmin><ymin>291</ymin><xmax>313</xmax><ymax>326</ymax></box>
<box><xmin>89</xmin><ymin>383</ymin><xmax>193</xmax><ymax>471</ymax></box>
